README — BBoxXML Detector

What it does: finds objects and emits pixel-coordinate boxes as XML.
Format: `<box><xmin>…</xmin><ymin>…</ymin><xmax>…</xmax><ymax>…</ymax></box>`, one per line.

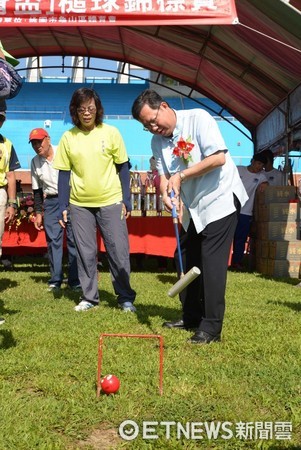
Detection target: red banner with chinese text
<box><xmin>1</xmin><ymin>0</ymin><xmax>237</xmax><ymax>26</ymax></box>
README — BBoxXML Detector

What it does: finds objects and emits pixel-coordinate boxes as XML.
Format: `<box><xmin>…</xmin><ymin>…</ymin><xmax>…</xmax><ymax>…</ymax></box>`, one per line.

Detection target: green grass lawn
<box><xmin>0</xmin><ymin>255</ymin><xmax>300</xmax><ymax>449</ymax></box>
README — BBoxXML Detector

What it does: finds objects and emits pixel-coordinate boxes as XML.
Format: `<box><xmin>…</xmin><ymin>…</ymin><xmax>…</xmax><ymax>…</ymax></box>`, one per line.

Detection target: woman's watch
<box><xmin>179</xmin><ymin>171</ymin><xmax>186</xmax><ymax>183</ymax></box>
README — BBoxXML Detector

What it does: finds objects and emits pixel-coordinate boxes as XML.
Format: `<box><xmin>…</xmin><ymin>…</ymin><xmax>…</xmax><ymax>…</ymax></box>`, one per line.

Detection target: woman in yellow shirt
<box><xmin>54</xmin><ymin>88</ymin><xmax>136</xmax><ymax>312</ymax></box>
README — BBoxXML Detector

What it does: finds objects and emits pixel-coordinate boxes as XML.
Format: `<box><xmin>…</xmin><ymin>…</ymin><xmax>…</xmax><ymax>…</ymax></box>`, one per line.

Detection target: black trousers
<box><xmin>174</xmin><ymin>207</ymin><xmax>239</xmax><ymax>336</ymax></box>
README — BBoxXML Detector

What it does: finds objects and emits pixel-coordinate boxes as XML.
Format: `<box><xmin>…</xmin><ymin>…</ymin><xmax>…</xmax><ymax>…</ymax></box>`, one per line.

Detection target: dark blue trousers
<box><xmin>43</xmin><ymin>197</ymin><xmax>79</xmax><ymax>287</ymax></box>
<box><xmin>231</xmin><ymin>213</ymin><xmax>253</xmax><ymax>265</ymax></box>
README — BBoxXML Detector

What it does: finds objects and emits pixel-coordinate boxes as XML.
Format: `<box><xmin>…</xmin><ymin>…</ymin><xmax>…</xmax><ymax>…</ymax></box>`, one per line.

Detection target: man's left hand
<box><xmin>167</xmin><ymin>172</ymin><xmax>181</xmax><ymax>197</ymax></box>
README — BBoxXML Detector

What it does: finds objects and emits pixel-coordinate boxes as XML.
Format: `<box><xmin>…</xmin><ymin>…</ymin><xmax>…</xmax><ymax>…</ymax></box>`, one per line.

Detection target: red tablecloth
<box><xmin>2</xmin><ymin>216</ymin><xmax>177</xmax><ymax>258</ymax></box>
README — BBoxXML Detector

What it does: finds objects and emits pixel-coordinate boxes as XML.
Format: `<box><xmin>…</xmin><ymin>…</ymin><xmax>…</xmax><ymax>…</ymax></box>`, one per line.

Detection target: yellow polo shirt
<box><xmin>54</xmin><ymin>123</ymin><xmax>128</xmax><ymax>207</ymax></box>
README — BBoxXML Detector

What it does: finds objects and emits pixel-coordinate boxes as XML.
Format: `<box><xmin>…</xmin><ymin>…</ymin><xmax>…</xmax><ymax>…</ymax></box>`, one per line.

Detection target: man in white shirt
<box><xmin>261</xmin><ymin>149</ymin><xmax>284</xmax><ymax>186</ymax></box>
<box><xmin>132</xmin><ymin>89</ymin><xmax>248</xmax><ymax>344</ymax></box>
<box><xmin>30</xmin><ymin>128</ymin><xmax>80</xmax><ymax>292</ymax></box>
<box><xmin>230</xmin><ymin>154</ymin><xmax>269</xmax><ymax>271</ymax></box>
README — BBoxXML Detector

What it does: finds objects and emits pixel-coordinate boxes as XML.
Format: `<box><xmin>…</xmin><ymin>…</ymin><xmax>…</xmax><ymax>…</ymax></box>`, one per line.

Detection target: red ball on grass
<box><xmin>100</xmin><ymin>374</ymin><xmax>120</xmax><ymax>394</ymax></box>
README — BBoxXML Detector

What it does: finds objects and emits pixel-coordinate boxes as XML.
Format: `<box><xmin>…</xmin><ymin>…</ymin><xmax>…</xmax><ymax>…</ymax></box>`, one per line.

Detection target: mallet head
<box><xmin>168</xmin><ymin>266</ymin><xmax>201</xmax><ymax>298</ymax></box>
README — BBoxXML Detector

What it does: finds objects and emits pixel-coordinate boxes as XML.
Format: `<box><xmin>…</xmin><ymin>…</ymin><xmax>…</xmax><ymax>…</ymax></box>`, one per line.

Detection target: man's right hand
<box><xmin>59</xmin><ymin>209</ymin><xmax>68</xmax><ymax>228</ymax></box>
<box><xmin>34</xmin><ymin>213</ymin><xmax>44</xmax><ymax>231</ymax></box>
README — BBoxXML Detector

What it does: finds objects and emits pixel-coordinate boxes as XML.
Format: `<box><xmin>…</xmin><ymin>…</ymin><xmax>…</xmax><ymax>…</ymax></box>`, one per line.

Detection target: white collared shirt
<box><xmin>31</xmin><ymin>145</ymin><xmax>58</xmax><ymax>196</ymax></box>
<box><xmin>152</xmin><ymin>109</ymin><xmax>248</xmax><ymax>233</ymax></box>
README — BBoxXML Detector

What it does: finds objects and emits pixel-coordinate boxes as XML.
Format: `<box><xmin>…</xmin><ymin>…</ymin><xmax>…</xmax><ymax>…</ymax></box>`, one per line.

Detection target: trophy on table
<box><xmin>130</xmin><ymin>171</ymin><xmax>142</xmax><ymax>216</ymax></box>
<box><xmin>144</xmin><ymin>171</ymin><xmax>158</xmax><ymax>216</ymax></box>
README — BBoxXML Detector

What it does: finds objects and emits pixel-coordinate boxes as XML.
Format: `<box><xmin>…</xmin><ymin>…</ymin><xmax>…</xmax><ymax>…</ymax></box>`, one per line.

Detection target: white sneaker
<box><xmin>0</xmin><ymin>317</ymin><xmax>5</xmax><ymax>325</ymax></box>
<box><xmin>74</xmin><ymin>300</ymin><xmax>96</xmax><ymax>312</ymax></box>
<box><xmin>47</xmin><ymin>284</ymin><xmax>61</xmax><ymax>292</ymax></box>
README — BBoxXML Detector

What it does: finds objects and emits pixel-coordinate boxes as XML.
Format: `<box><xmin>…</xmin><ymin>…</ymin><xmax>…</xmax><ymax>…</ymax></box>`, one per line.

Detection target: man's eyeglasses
<box><xmin>77</xmin><ymin>106</ymin><xmax>97</xmax><ymax>115</ymax></box>
<box><xmin>143</xmin><ymin>104</ymin><xmax>161</xmax><ymax>131</ymax></box>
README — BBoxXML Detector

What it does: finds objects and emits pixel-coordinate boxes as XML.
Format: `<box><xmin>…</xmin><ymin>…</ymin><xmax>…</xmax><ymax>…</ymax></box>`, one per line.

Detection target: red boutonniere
<box><xmin>173</xmin><ymin>136</ymin><xmax>194</xmax><ymax>164</ymax></box>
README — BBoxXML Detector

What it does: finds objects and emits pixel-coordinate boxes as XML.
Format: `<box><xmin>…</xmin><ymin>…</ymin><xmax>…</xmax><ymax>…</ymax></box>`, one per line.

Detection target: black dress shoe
<box><xmin>162</xmin><ymin>319</ymin><xmax>198</xmax><ymax>330</ymax></box>
<box><xmin>188</xmin><ymin>330</ymin><xmax>221</xmax><ymax>344</ymax></box>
